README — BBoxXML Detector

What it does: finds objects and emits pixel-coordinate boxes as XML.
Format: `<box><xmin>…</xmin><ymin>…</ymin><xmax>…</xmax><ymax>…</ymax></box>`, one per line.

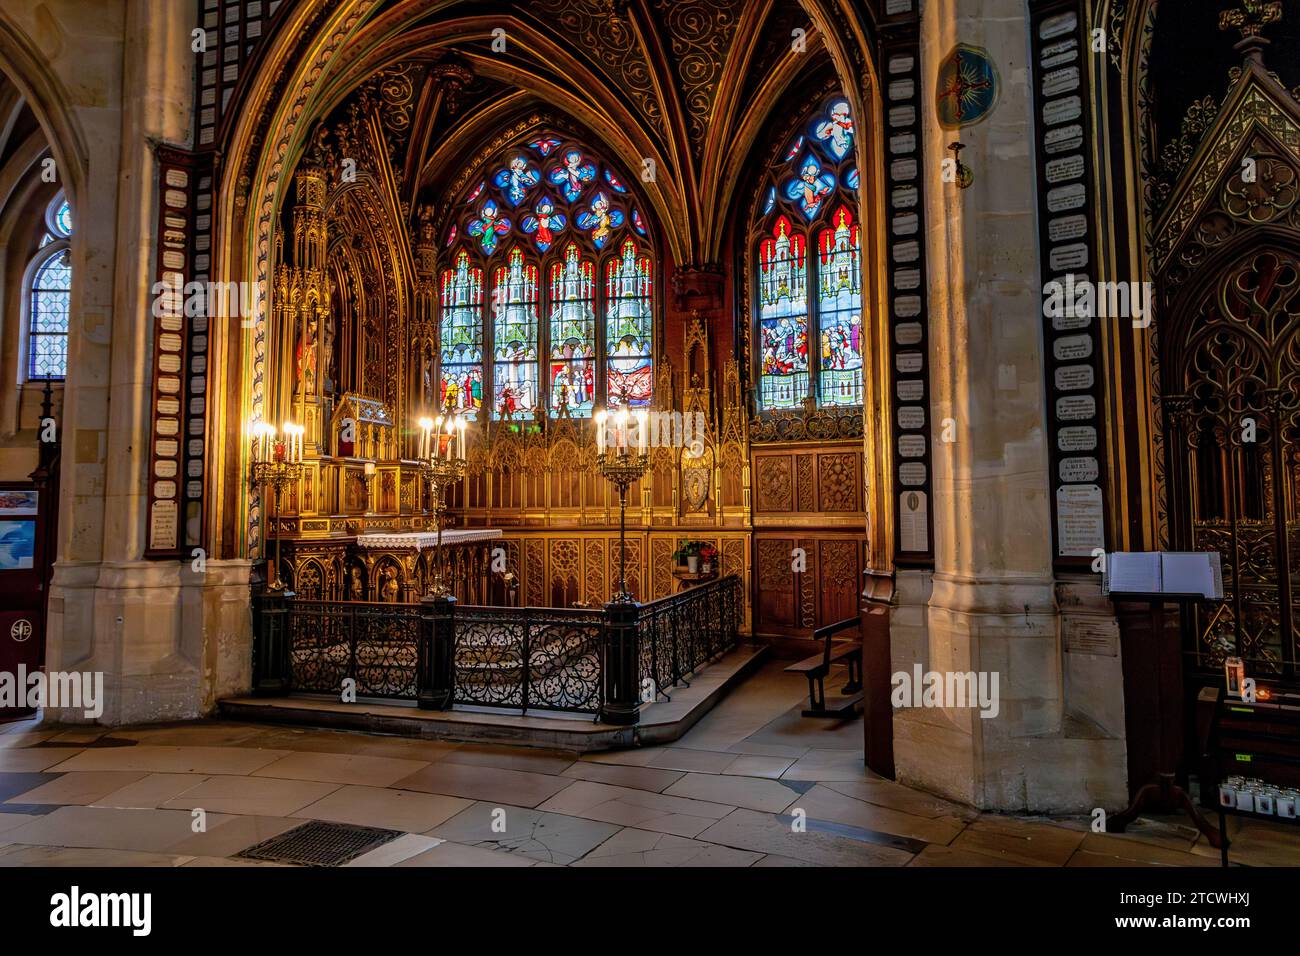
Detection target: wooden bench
<box><xmin>785</xmin><ymin>616</ymin><xmax>864</xmax><ymax>717</ymax></box>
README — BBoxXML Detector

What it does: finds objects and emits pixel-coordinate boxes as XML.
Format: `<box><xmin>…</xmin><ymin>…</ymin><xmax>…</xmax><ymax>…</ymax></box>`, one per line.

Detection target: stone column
<box><xmin>892</xmin><ymin>0</ymin><xmax>1126</xmax><ymax>810</ymax></box>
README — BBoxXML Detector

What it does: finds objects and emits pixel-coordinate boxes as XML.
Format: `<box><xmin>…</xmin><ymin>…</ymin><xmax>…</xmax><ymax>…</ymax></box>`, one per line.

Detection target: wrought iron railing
<box><xmin>252</xmin><ymin>574</ymin><xmax>744</xmax><ymax>724</ymax></box>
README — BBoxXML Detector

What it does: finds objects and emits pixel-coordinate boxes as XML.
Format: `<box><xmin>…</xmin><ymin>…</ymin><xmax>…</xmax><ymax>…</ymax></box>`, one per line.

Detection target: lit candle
<box><xmin>635</xmin><ymin>409</ymin><xmax>648</xmax><ymax>454</ymax></box>
<box><xmin>595</xmin><ymin>410</ymin><xmax>606</xmax><ymax>455</ymax></box>
<box><xmin>444</xmin><ymin>417</ymin><xmax>454</xmax><ymax>459</ymax></box>
<box><xmin>457</xmin><ymin>417</ymin><xmax>467</xmax><ymax>459</ymax></box>
<box><xmin>615</xmin><ymin>410</ymin><xmax>629</xmax><ymax>451</ymax></box>
<box><xmin>364</xmin><ymin>460</ymin><xmax>376</xmax><ymax>477</ymax></box>
<box><xmin>418</xmin><ymin>417</ymin><xmax>433</xmax><ymax>461</ymax></box>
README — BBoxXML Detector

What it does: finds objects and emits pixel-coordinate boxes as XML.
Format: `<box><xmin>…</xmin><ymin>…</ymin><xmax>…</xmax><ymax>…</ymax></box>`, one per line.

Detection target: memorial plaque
<box><xmin>899</xmin><ymin>490</ymin><xmax>928</xmax><ymax>553</ymax></box>
<box><xmin>889</xmin><ymin>132</ymin><xmax>916</xmax><ymax>152</ymax></box>
<box><xmin>898</xmin><ymin>405</ymin><xmax>925</xmax><ymax>429</ymax></box>
<box><xmin>1055</xmin><ymin>394</ymin><xmax>1095</xmax><ymax>420</ymax></box>
<box><xmin>895</xmin><ymin>294</ymin><xmax>922</xmax><ymax>317</ymax></box>
<box><xmin>149</xmin><ymin>500</ymin><xmax>178</xmax><ymax>551</ymax></box>
<box><xmin>888</xmin><ymin>54</ymin><xmax>915</xmax><ymax>73</ymax></box>
<box><xmin>1059</xmin><ymin>456</ymin><xmax>1099</xmax><ymax>482</ymax></box>
<box><xmin>889</xmin><ymin>106</ymin><xmax>916</xmax><ymax>127</ymax></box>
<box><xmin>1047</xmin><ymin>183</ymin><xmax>1087</xmax><ymax>212</ymax></box>
<box><xmin>1063</xmin><ymin>617</ymin><xmax>1119</xmax><ymax>656</ymax></box>
<box><xmin>1043</xmin><ymin>95</ymin><xmax>1081</xmax><ymax>125</ymax></box>
<box><xmin>886</xmin><ymin>0</ymin><xmax>913</xmax><ymax>14</ymax></box>
<box><xmin>1056</xmin><ymin>484</ymin><xmax>1104</xmax><ymax>556</ymax></box>
<box><xmin>1058</xmin><ymin>425</ymin><xmax>1097</xmax><ymax>451</ymax></box>
<box><xmin>892</xmin><ymin>186</ymin><xmax>918</xmax><ymax>208</ymax></box>
<box><xmin>891</xmin><ymin>158</ymin><xmax>918</xmax><ymax>181</ymax></box>
<box><xmin>1041</xmin><ymin>67</ymin><xmax>1080</xmax><ymax>97</ymax></box>
<box><xmin>893</xmin><ymin>212</ymin><xmax>919</xmax><ymax>235</ymax></box>
<box><xmin>1049</xmin><ymin>243</ymin><xmax>1089</xmax><ymax>271</ymax></box>
<box><xmin>895</xmin><ymin>322</ymin><xmax>923</xmax><ymax>345</ymax></box>
<box><xmin>895</xmin><ymin>268</ymin><xmax>921</xmax><ymax>290</ymax></box>
<box><xmin>898</xmin><ymin>434</ymin><xmax>927</xmax><ymax>458</ymax></box>
<box><xmin>1048</xmin><ymin>214</ymin><xmax>1087</xmax><ymax>242</ymax></box>
<box><xmin>1044</xmin><ymin>124</ymin><xmax>1084</xmax><ymax>154</ymax></box>
<box><xmin>899</xmin><ymin>461</ymin><xmax>927</xmax><ymax>487</ymax></box>
<box><xmin>1053</xmin><ymin>334</ymin><xmax>1092</xmax><ymax>361</ymax></box>
<box><xmin>897</xmin><ymin>379</ymin><xmax>924</xmax><ymax>402</ymax></box>
<box><xmin>1039</xmin><ymin>38</ymin><xmax>1079</xmax><ymax>69</ymax></box>
<box><xmin>1040</xmin><ymin>11</ymin><xmax>1078</xmax><ymax>39</ymax></box>
<box><xmin>1045</xmin><ymin>154</ymin><xmax>1085</xmax><ymax>183</ymax></box>
<box><xmin>1055</xmin><ymin>364</ymin><xmax>1094</xmax><ymax>391</ymax></box>
<box><xmin>896</xmin><ymin>351</ymin><xmax>923</xmax><ymax>373</ymax></box>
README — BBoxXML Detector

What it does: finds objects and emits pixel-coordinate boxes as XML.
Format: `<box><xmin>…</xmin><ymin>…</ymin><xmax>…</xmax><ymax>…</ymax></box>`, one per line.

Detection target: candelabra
<box><xmin>418</xmin><ymin>414</ymin><xmax>469</xmax><ymax>598</ymax></box>
<box><xmin>250</xmin><ymin>422</ymin><xmax>305</xmax><ymax>593</ymax></box>
<box><xmin>595</xmin><ymin>408</ymin><xmax>651</xmax><ymax>603</ymax></box>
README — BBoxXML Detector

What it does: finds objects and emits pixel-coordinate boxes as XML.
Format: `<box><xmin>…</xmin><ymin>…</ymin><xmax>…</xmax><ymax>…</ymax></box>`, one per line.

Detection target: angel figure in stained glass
<box><xmin>467</xmin><ymin>198</ymin><xmax>511</xmax><ymax>255</ymax></box>
<box><xmin>521</xmin><ymin>196</ymin><xmax>566</xmax><ymax>252</ymax></box>
<box><xmin>576</xmin><ymin>192</ymin><xmax>624</xmax><ymax>249</ymax></box>
<box><xmin>549</xmin><ymin>149</ymin><xmax>596</xmax><ymax>203</ymax></box>
<box><xmin>494</xmin><ymin>155</ymin><xmax>541</xmax><ymax>207</ymax></box>
<box><xmin>784</xmin><ymin>156</ymin><xmax>836</xmax><ymax>221</ymax></box>
<box><xmin>814</xmin><ymin>100</ymin><xmax>854</xmax><ymax>160</ymax></box>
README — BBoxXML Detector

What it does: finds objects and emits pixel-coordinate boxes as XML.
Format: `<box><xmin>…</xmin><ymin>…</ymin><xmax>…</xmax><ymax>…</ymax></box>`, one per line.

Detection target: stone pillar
<box><xmin>892</xmin><ymin>0</ymin><xmax>1126</xmax><ymax>810</ymax></box>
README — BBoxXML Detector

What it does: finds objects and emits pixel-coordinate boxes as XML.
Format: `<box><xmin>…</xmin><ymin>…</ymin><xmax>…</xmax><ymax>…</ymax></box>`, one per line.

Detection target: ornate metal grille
<box><xmin>288</xmin><ymin>600</ymin><xmax>421</xmax><ymax>698</ymax></box>
<box><xmin>454</xmin><ymin>606</ymin><xmax>604</xmax><ymax>714</ymax></box>
<box><xmin>1165</xmin><ymin>250</ymin><xmax>1300</xmax><ymax>680</ymax></box>
<box><xmin>637</xmin><ymin>575</ymin><xmax>742</xmax><ymax>699</ymax></box>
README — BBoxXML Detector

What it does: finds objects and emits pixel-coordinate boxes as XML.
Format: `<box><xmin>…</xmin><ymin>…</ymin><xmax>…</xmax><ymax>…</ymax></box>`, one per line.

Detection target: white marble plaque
<box><xmin>1049</xmin><ymin>243</ymin><xmax>1089</xmax><ymax>271</ymax></box>
<box><xmin>898</xmin><ymin>405</ymin><xmax>925</xmax><ymax>429</ymax></box>
<box><xmin>893</xmin><ymin>212</ymin><xmax>919</xmax><ymax>235</ymax></box>
<box><xmin>891</xmin><ymin>158</ymin><xmax>918</xmax><ymax>181</ymax></box>
<box><xmin>1055</xmin><ymin>364</ymin><xmax>1094</xmax><ymax>391</ymax></box>
<box><xmin>1045</xmin><ymin>124</ymin><xmax>1084</xmax><ymax>154</ymax></box>
<box><xmin>889</xmin><ymin>54</ymin><xmax>914</xmax><ymax>73</ymax></box>
<box><xmin>1042</xmin><ymin>67</ymin><xmax>1081</xmax><ymax>97</ymax></box>
<box><xmin>1063</xmin><ymin>616</ymin><xmax>1119</xmax><ymax>656</ymax></box>
<box><xmin>895</xmin><ymin>268</ymin><xmax>921</xmax><ymax>290</ymax></box>
<box><xmin>1058</xmin><ymin>425</ymin><xmax>1097</xmax><ymax>451</ymax></box>
<box><xmin>889</xmin><ymin>106</ymin><xmax>916</xmax><ymax>128</ymax></box>
<box><xmin>886</xmin><ymin>0</ymin><xmax>913</xmax><ymax>14</ymax></box>
<box><xmin>895</xmin><ymin>322</ymin><xmax>922</xmax><ymax>345</ymax></box>
<box><xmin>889</xmin><ymin>132</ymin><xmax>917</xmax><ymax>152</ymax></box>
<box><xmin>1052</xmin><ymin>311</ymin><xmax>1091</xmax><ymax>331</ymax></box>
<box><xmin>888</xmin><ymin>82</ymin><xmax>915</xmax><ymax>103</ymax></box>
<box><xmin>897</xmin><ymin>379</ymin><xmax>924</xmax><ymax>402</ymax></box>
<box><xmin>892</xmin><ymin>186</ymin><xmax>918</xmax><ymax>208</ymax></box>
<box><xmin>1045</xmin><ymin>154</ymin><xmax>1085</xmax><ymax>183</ymax></box>
<box><xmin>1047</xmin><ymin>183</ymin><xmax>1087</xmax><ymax>212</ymax></box>
<box><xmin>149</xmin><ymin>500</ymin><xmax>178</xmax><ymax>551</ymax></box>
<box><xmin>1043</xmin><ymin>95</ymin><xmax>1082</xmax><ymax>125</ymax></box>
<box><xmin>1056</xmin><ymin>483</ymin><xmax>1104</xmax><ymax>557</ymax></box>
<box><xmin>899</xmin><ymin>461</ymin><xmax>927</xmax><ymax>487</ymax></box>
<box><xmin>898</xmin><ymin>434</ymin><xmax>926</xmax><ymax>458</ymax></box>
<box><xmin>1053</xmin><ymin>334</ymin><xmax>1093</xmax><ymax>361</ymax></box>
<box><xmin>899</xmin><ymin>490</ymin><xmax>928</xmax><ymax>551</ymax></box>
<box><xmin>154</xmin><ymin>460</ymin><xmax>178</xmax><ymax>478</ymax></box>
<box><xmin>1040</xmin><ymin>38</ymin><xmax>1079</xmax><ymax>69</ymax></box>
<box><xmin>1040</xmin><ymin>11</ymin><xmax>1078</xmax><ymax>40</ymax></box>
<box><xmin>1059</xmin><ymin>456</ymin><xmax>1099</xmax><ymax>482</ymax></box>
<box><xmin>1056</xmin><ymin>395</ymin><xmax>1095</xmax><ymax>420</ymax></box>
<box><xmin>1049</xmin><ymin>214</ymin><xmax>1087</xmax><ymax>242</ymax></box>
<box><xmin>895</xmin><ymin>294</ymin><xmax>922</xmax><ymax>317</ymax></box>
<box><xmin>896</xmin><ymin>351</ymin><xmax>923</xmax><ymax>373</ymax></box>
<box><xmin>893</xmin><ymin>241</ymin><xmax>920</xmax><ymax>263</ymax></box>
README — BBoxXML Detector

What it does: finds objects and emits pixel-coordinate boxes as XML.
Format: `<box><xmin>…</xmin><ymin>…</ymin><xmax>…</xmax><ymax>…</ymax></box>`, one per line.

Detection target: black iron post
<box><xmin>418</xmin><ymin>593</ymin><xmax>456</xmax><ymax>709</ymax></box>
<box><xmin>602</xmin><ymin>598</ymin><xmax>641</xmax><ymax>724</ymax></box>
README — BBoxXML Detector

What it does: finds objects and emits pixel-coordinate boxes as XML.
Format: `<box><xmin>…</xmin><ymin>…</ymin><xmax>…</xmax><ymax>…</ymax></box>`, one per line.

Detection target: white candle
<box><xmin>616</xmin><ymin>410</ymin><xmax>629</xmax><ymax>451</ymax></box>
<box><xmin>635</xmin><ymin>410</ymin><xmax>648</xmax><ymax>454</ymax></box>
<box><xmin>595</xmin><ymin>411</ymin><xmax>606</xmax><ymax>455</ymax></box>
<box><xmin>364</xmin><ymin>460</ymin><xmax>376</xmax><ymax>477</ymax></box>
<box><xmin>444</xmin><ymin>418</ymin><xmax>454</xmax><ymax>459</ymax></box>
<box><xmin>418</xmin><ymin>417</ymin><xmax>433</xmax><ymax>461</ymax></box>
<box><xmin>457</xmin><ymin>417</ymin><xmax>466</xmax><ymax>459</ymax></box>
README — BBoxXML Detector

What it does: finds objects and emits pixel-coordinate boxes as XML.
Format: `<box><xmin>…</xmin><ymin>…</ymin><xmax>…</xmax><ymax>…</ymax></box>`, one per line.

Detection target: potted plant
<box><xmin>672</xmin><ymin>541</ymin><xmax>701</xmax><ymax>573</ymax></box>
<box><xmin>698</xmin><ymin>543</ymin><xmax>718</xmax><ymax>575</ymax></box>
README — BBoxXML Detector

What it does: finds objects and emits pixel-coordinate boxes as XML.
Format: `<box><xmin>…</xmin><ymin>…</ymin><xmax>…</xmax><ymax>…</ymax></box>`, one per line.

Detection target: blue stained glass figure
<box><xmin>575</xmin><ymin>192</ymin><xmax>624</xmax><ymax>250</ymax></box>
<box><xmin>521</xmin><ymin>196</ymin><xmax>567</xmax><ymax>252</ymax></box>
<box><xmin>548</xmin><ymin>149</ymin><xmax>596</xmax><ymax>203</ymax></box>
<box><xmin>528</xmin><ymin>137</ymin><xmax>562</xmax><ymax>157</ymax></box>
<box><xmin>783</xmin><ymin>155</ymin><xmax>836</xmax><ymax>222</ymax></box>
<box><xmin>467</xmin><ymin>198</ymin><xmax>511</xmax><ymax>256</ymax></box>
<box><xmin>493</xmin><ymin>155</ymin><xmax>541</xmax><ymax>207</ymax></box>
<box><xmin>604</xmin><ymin>168</ymin><xmax>628</xmax><ymax>193</ymax></box>
<box><xmin>812</xmin><ymin>99</ymin><xmax>854</xmax><ymax>161</ymax></box>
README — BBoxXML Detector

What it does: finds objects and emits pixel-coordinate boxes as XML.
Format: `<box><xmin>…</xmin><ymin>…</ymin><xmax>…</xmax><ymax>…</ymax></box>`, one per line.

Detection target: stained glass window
<box><xmin>492</xmin><ymin>246</ymin><xmax>540</xmax><ymax>419</ymax></box>
<box><xmin>817</xmin><ymin>207</ymin><xmax>862</xmax><ymax>406</ymax></box>
<box><xmin>52</xmin><ymin>200</ymin><xmax>72</xmax><ymax>236</ymax></box>
<box><xmin>28</xmin><ymin>249</ymin><xmax>71</xmax><ymax>380</ymax></box>
<box><xmin>439</xmin><ymin>249</ymin><xmax>483</xmax><ymax>417</ymax></box>
<box><xmin>437</xmin><ymin>134</ymin><xmax>656</xmax><ymax>420</ymax></box>
<box><xmin>754</xmin><ymin>96</ymin><xmax>863</xmax><ymax>412</ymax></box>
<box><xmin>548</xmin><ymin>243</ymin><xmax>596</xmax><ymax>417</ymax></box>
<box><xmin>758</xmin><ymin>216</ymin><xmax>808</xmax><ymax>409</ymax></box>
<box><xmin>605</xmin><ymin>239</ymin><xmax>653</xmax><ymax>407</ymax></box>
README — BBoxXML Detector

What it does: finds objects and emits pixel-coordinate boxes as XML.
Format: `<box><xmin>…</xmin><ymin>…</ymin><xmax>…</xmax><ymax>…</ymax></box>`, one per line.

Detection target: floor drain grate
<box><xmin>236</xmin><ymin>821</ymin><xmax>403</xmax><ymax>867</ymax></box>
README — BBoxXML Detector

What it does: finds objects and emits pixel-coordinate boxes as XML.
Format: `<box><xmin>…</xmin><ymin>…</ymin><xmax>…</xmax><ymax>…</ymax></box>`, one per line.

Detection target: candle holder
<box><xmin>251</xmin><ymin>458</ymin><xmax>304</xmax><ymax>593</ymax></box>
<box><xmin>596</xmin><ymin>448</ymin><xmax>651</xmax><ymax>603</ymax></box>
<box><xmin>419</xmin><ymin>456</ymin><xmax>467</xmax><ymax>598</ymax></box>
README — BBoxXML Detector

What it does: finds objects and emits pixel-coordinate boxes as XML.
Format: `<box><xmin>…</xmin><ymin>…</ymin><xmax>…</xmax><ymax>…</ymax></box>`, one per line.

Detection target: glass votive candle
<box><xmin>1256</xmin><ymin>789</ymin><xmax>1276</xmax><ymax>816</ymax></box>
<box><xmin>1218</xmin><ymin>781</ymin><xmax>1236</xmax><ymax>808</ymax></box>
<box><xmin>1276</xmin><ymin>791</ymin><xmax>1297</xmax><ymax>820</ymax></box>
<box><xmin>1235</xmin><ymin>787</ymin><xmax>1256</xmax><ymax>813</ymax></box>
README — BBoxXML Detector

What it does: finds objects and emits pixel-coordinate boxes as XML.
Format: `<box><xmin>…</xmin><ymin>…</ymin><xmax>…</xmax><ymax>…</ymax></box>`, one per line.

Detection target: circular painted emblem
<box><xmin>936</xmin><ymin>44</ymin><xmax>1000</xmax><ymax>129</ymax></box>
<box><xmin>10</xmin><ymin>619</ymin><xmax>32</xmax><ymax>642</ymax></box>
